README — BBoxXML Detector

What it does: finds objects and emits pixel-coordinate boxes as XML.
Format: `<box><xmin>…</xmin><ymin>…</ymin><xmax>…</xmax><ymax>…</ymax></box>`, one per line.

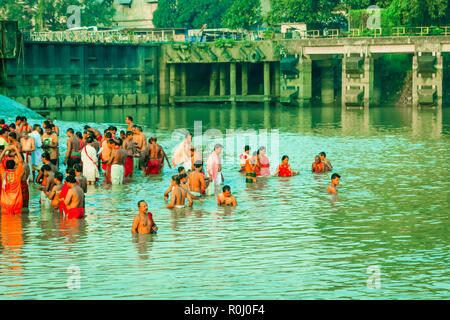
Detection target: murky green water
<box><xmin>1</xmin><ymin>103</ymin><xmax>449</xmax><ymax>299</ymax></box>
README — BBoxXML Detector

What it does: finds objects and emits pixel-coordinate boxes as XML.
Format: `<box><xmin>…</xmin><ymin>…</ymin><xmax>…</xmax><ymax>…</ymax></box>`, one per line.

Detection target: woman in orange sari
<box><xmin>0</xmin><ymin>145</ymin><xmax>24</xmax><ymax>215</ymax></box>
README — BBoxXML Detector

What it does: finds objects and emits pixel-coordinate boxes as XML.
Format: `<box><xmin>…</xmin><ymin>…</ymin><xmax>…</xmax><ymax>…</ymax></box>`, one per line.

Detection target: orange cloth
<box><xmin>0</xmin><ymin>163</ymin><xmax>24</xmax><ymax>215</ymax></box>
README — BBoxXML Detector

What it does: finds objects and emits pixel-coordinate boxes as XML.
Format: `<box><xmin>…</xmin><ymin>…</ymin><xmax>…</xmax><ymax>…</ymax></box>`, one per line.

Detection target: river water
<box><xmin>0</xmin><ymin>103</ymin><xmax>448</xmax><ymax>299</ymax></box>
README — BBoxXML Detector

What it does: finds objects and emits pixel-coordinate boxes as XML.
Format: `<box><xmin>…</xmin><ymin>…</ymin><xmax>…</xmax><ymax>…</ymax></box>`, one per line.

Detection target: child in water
<box><xmin>273</xmin><ymin>155</ymin><xmax>298</xmax><ymax>177</ymax></box>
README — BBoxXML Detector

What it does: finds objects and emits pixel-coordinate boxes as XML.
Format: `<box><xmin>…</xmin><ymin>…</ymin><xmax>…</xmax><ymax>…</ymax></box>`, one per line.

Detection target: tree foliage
<box><xmin>0</xmin><ymin>0</ymin><xmax>115</xmax><ymax>31</ymax></box>
<box><xmin>265</xmin><ymin>0</ymin><xmax>340</xmax><ymax>29</ymax></box>
<box><xmin>153</xmin><ymin>0</ymin><xmax>234</xmax><ymax>29</ymax></box>
<box><xmin>222</xmin><ymin>0</ymin><xmax>262</xmax><ymax>30</ymax></box>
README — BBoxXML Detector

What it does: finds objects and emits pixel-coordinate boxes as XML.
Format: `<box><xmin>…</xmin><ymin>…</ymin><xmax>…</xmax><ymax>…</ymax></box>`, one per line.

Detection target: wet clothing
<box><xmin>277</xmin><ymin>164</ymin><xmax>292</xmax><ymax>177</ymax></box>
<box><xmin>67</xmin><ymin>207</ymin><xmax>84</xmax><ymax>219</ymax></box>
<box><xmin>21</xmin><ymin>181</ymin><xmax>29</xmax><ymax>208</ymax></box>
<box><xmin>111</xmin><ymin>164</ymin><xmax>124</xmax><ymax>185</ymax></box>
<box><xmin>257</xmin><ymin>155</ymin><xmax>270</xmax><ymax>176</ymax></box>
<box><xmin>0</xmin><ymin>164</ymin><xmax>23</xmax><ymax>215</ymax></box>
<box><xmin>124</xmin><ymin>156</ymin><xmax>133</xmax><ymax>177</ymax></box>
<box><xmin>81</xmin><ymin>145</ymin><xmax>99</xmax><ymax>182</ymax></box>
<box><xmin>146</xmin><ymin>158</ymin><xmax>162</xmax><ymax>175</ymax></box>
<box><xmin>312</xmin><ymin>162</ymin><xmax>325</xmax><ymax>173</ymax></box>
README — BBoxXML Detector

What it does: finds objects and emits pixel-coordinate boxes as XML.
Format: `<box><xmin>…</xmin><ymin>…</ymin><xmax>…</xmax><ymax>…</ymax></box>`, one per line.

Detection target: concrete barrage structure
<box><xmin>1</xmin><ymin>21</ymin><xmax>449</xmax><ymax>111</ymax></box>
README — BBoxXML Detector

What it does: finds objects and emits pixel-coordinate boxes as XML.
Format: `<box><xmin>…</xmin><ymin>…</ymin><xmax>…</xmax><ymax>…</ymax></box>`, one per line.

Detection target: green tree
<box><xmin>153</xmin><ymin>0</ymin><xmax>234</xmax><ymax>29</ymax></box>
<box><xmin>265</xmin><ymin>0</ymin><xmax>340</xmax><ymax>29</ymax></box>
<box><xmin>152</xmin><ymin>0</ymin><xmax>178</xmax><ymax>28</ymax></box>
<box><xmin>222</xmin><ymin>0</ymin><xmax>262</xmax><ymax>30</ymax></box>
<box><xmin>0</xmin><ymin>0</ymin><xmax>115</xmax><ymax>31</ymax></box>
<box><xmin>388</xmin><ymin>0</ymin><xmax>449</xmax><ymax>26</ymax></box>
<box><xmin>80</xmin><ymin>0</ymin><xmax>116</xmax><ymax>28</ymax></box>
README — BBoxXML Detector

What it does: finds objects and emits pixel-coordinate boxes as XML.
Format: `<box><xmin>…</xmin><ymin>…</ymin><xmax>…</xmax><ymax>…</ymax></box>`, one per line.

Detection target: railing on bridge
<box><xmin>282</xmin><ymin>26</ymin><xmax>449</xmax><ymax>40</ymax></box>
<box><xmin>24</xmin><ymin>26</ymin><xmax>450</xmax><ymax>44</ymax></box>
<box><xmin>25</xmin><ymin>29</ymin><xmax>177</xmax><ymax>43</ymax></box>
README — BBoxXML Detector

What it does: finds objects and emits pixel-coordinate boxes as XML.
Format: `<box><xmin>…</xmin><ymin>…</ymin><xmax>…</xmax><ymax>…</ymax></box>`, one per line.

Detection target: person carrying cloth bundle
<box><xmin>0</xmin><ymin>145</ymin><xmax>24</xmax><ymax>215</ymax></box>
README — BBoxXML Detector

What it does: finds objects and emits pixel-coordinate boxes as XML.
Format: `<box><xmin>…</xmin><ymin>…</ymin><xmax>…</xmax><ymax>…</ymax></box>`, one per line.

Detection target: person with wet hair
<box><xmin>328</xmin><ymin>173</ymin><xmax>341</xmax><ymax>194</ymax></box>
<box><xmin>273</xmin><ymin>155</ymin><xmax>298</xmax><ymax>177</ymax></box>
<box><xmin>312</xmin><ymin>155</ymin><xmax>325</xmax><ymax>173</ymax></box>
<box><xmin>64</xmin><ymin>128</ymin><xmax>81</xmax><ymax>169</ymax></box>
<box><xmin>131</xmin><ymin>200</ymin><xmax>157</xmax><ymax>234</ymax></box>
<box><xmin>61</xmin><ymin>175</ymin><xmax>85</xmax><ymax>219</ymax></box>
<box><xmin>166</xmin><ymin>175</ymin><xmax>193</xmax><ymax>209</ymax></box>
<box><xmin>245</xmin><ymin>151</ymin><xmax>258</xmax><ymax>183</ymax></box>
<box><xmin>74</xmin><ymin>164</ymin><xmax>87</xmax><ymax>193</ymax></box>
<box><xmin>145</xmin><ymin>136</ymin><xmax>171</xmax><ymax>175</ymax></box>
<box><xmin>320</xmin><ymin>152</ymin><xmax>333</xmax><ymax>172</ymax></box>
<box><xmin>41</xmin><ymin>124</ymin><xmax>58</xmax><ymax>167</ymax></box>
<box><xmin>217</xmin><ymin>185</ymin><xmax>237</xmax><ymax>206</ymax></box>
<box><xmin>256</xmin><ymin>146</ymin><xmax>270</xmax><ymax>176</ymax></box>
<box><xmin>49</xmin><ymin>172</ymin><xmax>64</xmax><ymax>211</ymax></box>
<box><xmin>164</xmin><ymin>175</ymin><xmax>178</xmax><ymax>200</ymax></box>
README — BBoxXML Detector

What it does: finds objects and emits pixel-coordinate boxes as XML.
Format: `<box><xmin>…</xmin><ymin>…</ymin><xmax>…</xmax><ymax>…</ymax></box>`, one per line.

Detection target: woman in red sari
<box><xmin>0</xmin><ymin>145</ymin><xmax>24</xmax><ymax>215</ymax></box>
<box><xmin>273</xmin><ymin>155</ymin><xmax>298</xmax><ymax>177</ymax></box>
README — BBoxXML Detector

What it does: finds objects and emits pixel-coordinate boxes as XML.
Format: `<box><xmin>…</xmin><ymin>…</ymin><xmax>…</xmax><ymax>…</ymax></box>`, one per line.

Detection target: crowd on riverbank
<box><xmin>0</xmin><ymin>115</ymin><xmax>341</xmax><ymax>234</ymax></box>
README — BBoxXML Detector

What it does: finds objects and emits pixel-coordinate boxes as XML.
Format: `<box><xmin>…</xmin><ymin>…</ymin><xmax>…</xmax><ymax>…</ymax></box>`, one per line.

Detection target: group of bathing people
<box><xmin>0</xmin><ymin>115</ymin><xmax>341</xmax><ymax>234</ymax></box>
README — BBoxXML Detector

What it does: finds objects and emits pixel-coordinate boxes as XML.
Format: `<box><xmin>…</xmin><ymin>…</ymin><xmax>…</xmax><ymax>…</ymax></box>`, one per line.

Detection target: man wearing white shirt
<box><xmin>29</xmin><ymin>124</ymin><xmax>43</xmax><ymax>181</ymax></box>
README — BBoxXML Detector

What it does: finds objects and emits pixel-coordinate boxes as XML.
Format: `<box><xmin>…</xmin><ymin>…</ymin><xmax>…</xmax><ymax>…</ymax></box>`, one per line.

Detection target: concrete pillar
<box><xmin>363</xmin><ymin>56</ymin><xmax>374</xmax><ymax>109</ymax></box>
<box><xmin>298</xmin><ymin>57</ymin><xmax>312</xmax><ymax>104</ymax></box>
<box><xmin>209</xmin><ymin>64</ymin><xmax>218</xmax><ymax>96</ymax></box>
<box><xmin>412</xmin><ymin>51</ymin><xmax>443</xmax><ymax>108</ymax></box>
<box><xmin>180</xmin><ymin>64</ymin><xmax>187</xmax><ymax>96</ymax></box>
<box><xmin>274</xmin><ymin>62</ymin><xmax>280</xmax><ymax>99</ymax></box>
<box><xmin>412</xmin><ymin>54</ymin><xmax>418</xmax><ymax>107</ymax></box>
<box><xmin>341</xmin><ymin>53</ymin><xmax>374</xmax><ymax>109</ymax></box>
<box><xmin>220</xmin><ymin>64</ymin><xmax>226</xmax><ymax>96</ymax></box>
<box><xmin>321</xmin><ymin>66</ymin><xmax>334</xmax><ymax>104</ymax></box>
<box><xmin>169</xmin><ymin>63</ymin><xmax>176</xmax><ymax>104</ymax></box>
<box><xmin>230</xmin><ymin>62</ymin><xmax>236</xmax><ymax>98</ymax></box>
<box><xmin>242</xmin><ymin>63</ymin><xmax>248</xmax><ymax>96</ymax></box>
<box><xmin>264</xmin><ymin>62</ymin><xmax>270</xmax><ymax>100</ymax></box>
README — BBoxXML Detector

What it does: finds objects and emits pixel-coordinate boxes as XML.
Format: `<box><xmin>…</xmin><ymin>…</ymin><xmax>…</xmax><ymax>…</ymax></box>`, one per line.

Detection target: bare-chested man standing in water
<box><xmin>146</xmin><ymin>136</ymin><xmax>171</xmax><ymax>174</ymax></box>
<box><xmin>20</xmin><ymin>131</ymin><xmax>35</xmax><ymax>175</ymax></box>
<box><xmin>133</xmin><ymin>126</ymin><xmax>147</xmax><ymax>174</ymax></box>
<box><xmin>74</xmin><ymin>164</ymin><xmax>87</xmax><ymax>193</ymax></box>
<box><xmin>131</xmin><ymin>200</ymin><xmax>158</xmax><ymax>234</ymax></box>
<box><xmin>61</xmin><ymin>175</ymin><xmax>85</xmax><ymax>219</ymax></box>
<box><xmin>64</xmin><ymin>128</ymin><xmax>81</xmax><ymax>169</ymax></box>
<box><xmin>123</xmin><ymin>131</ymin><xmax>135</xmax><ymax>178</ymax></box>
<box><xmin>188</xmin><ymin>160</ymin><xmax>206</xmax><ymax>197</ymax></box>
<box><xmin>166</xmin><ymin>176</ymin><xmax>193</xmax><ymax>209</ymax></box>
<box><xmin>108</xmin><ymin>139</ymin><xmax>127</xmax><ymax>185</ymax></box>
<box><xmin>217</xmin><ymin>185</ymin><xmax>238</xmax><ymax>206</ymax></box>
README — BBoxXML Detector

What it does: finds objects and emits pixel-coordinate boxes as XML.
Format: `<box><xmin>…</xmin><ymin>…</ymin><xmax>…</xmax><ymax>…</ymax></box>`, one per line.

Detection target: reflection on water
<box><xmin>0</xmin><ymin>103</ymin><xmax>448</xmax><ymax>299</ymax></box>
